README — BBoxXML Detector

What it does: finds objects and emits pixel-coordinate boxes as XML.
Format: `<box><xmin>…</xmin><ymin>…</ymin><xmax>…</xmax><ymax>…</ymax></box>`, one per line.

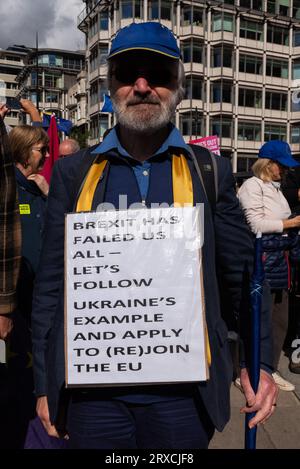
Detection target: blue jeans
<box><xmin>66</xmin><ymin>394</ymin><xmax>214</xmax><ymax>449</ymax></box>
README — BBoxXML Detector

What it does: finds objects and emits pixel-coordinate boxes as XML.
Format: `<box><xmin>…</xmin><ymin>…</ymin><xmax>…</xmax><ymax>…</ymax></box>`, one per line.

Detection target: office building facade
<box><xmin>0</xmin><ymin>45</ymin><xmax>29</xmax><ymax>128</ymax></box>
<box><xmin>17</xmin><ymin>48</ymin><xmax>85</xmax><ymax>123</ymax></box>
<box><xmin>78</xmin><ymin>0</ymin><xmax>300</xmax><ymax>171</ymax></box>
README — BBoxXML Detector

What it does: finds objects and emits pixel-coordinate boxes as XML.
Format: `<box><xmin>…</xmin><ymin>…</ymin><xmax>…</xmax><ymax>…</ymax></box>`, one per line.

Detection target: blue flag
<box><xmin>57</xmin><ymin>117</ymin><xmax>73</xmax><ymax>135</ymax></box>
<box><xmin>101</xmin><ymin>94</ymin><xmax>114</xmax><ymax>113</ymax></box>
<box><xmin>42</xmin><ymin>114</ymin><xmax>51</xmax><ymax>128</ymax></box>
<box><xmin>42</xmin><ymin>114</ymin><xmax>73</xmax><ymax>135</ymax></box>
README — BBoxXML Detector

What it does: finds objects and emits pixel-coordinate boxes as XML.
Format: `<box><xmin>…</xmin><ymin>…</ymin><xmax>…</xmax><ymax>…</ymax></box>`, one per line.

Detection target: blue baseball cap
<box><xmin>258</xmin><ymin>140</ymin><xmax>300</xmax><ymax>167</ymax></box>
<box><xmin>108</xmin><ymin>22</ymin><xmax>181</xmax><ymax>60</ymax></box>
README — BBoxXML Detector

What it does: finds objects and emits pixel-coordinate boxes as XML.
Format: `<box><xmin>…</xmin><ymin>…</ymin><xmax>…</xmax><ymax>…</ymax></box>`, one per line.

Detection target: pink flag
<box><xmin>41</xmin><ymin>114</ymin><xmax>59</xmax><ymax>183</ymax></box>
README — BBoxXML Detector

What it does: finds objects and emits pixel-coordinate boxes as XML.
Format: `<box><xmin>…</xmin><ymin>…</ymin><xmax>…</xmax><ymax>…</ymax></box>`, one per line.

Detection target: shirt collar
<box><xmin>91</xmin><ymin>124</ymin><xmax>190</xmax><ymax>159</ymax></box>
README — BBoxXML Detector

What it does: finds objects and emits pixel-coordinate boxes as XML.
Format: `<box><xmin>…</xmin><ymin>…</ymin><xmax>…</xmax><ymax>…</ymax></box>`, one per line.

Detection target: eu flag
<box><xmin>101</xmin><ymin>94</ymin><xmax>114</xmax><ymax>113</ymax></box>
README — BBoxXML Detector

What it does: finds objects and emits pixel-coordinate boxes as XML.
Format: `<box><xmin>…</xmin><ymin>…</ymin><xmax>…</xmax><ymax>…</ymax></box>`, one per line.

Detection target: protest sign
<box><xmin>189</xmin><ymin>135</ymin><xmax>221</xmax><ymax>155</ymax></box>
<box><xmin>65</xmin><ymin>207</ymin><xmax>208</xmax><ymax>387</ymax></box>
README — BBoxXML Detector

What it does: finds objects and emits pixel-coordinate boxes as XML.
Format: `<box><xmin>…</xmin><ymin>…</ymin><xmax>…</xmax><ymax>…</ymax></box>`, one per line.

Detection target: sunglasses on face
<box><xmin>112</xmin><ymin>67</ymin><xmax>177</xmax><ymax>87</ymax></box>
<box><xmin>32</xmin><ymin>146</ymin><xmax>49</xmax><ymax>156</ymax></box>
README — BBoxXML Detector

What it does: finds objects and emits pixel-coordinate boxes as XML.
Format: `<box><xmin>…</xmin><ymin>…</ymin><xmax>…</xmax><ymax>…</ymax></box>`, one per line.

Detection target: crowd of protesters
<box><xmin>0</xmin><ymin>22</ymin><xmax>299</xmax><ymax>450</ymax></box>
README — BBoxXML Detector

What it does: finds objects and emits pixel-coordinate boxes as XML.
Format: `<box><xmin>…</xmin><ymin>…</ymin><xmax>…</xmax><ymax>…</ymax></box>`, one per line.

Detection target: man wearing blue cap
<box><xmin>32</xmin><ymin>22</ymin><xmax>277</xmax><ymax>449</ymax></box>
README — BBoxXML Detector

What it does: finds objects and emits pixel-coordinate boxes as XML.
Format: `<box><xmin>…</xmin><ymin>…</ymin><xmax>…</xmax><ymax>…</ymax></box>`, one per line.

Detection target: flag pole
<box><xmin>245</xmin><ymin>232</ymin><xmax>263</xmax><ymax>449</ymax></box>
<box><xmin>36</xmin><ymin>32</ymin><xmax>39</xmax><ymax>111</ymax></box>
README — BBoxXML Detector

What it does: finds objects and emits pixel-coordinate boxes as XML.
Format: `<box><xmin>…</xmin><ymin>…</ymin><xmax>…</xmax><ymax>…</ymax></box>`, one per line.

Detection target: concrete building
<box><xmin>66</xmin><ymin>69</ymin><xmax>88</xmax><ymax>133</ymax></box>
<box><xmin>17</xmin><ymin>48</ymin><xmax>85</xmax><ymax>123</ymax></box>
<box><xmin>77</xmin><ymin>0</ymin><xmax>300</xmax><ymax>171</ymax></box>
<box><xmin>0</xmin><ymin>45</ymin><xmax>29</xmax><ymax>128</ymax></box>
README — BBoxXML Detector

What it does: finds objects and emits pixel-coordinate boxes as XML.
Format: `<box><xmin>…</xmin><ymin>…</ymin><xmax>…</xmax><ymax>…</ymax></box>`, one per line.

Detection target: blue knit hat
<box><xmin>258</xmin><ymin>140</ymin><xmax>300</xmax><ymax>167</ymax></box>
<box><xmin>108</xmin><ymin>22</ymin><xmax>180</xmax><ymax>60</ymax></box>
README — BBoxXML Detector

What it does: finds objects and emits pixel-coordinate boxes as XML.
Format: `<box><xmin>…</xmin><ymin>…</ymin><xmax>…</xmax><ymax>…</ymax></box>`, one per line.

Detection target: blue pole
<box><xmin>245</xmin><ymin>234</ymin><xmax>263</xmax><ymax>449</ymax></box>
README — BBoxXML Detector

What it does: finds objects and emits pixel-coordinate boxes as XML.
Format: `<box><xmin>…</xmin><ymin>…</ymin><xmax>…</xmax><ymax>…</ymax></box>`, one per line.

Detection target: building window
<box><xmin>212</xmin><ymin>46</ymin><xmax>232</xmax><ymax>68</ymax></box>
<box><xmin>135</xmin><ymin>0</ymin><xmax>142</xmax><ymax>18</ymax></box>
<box><xmin>148</xmin><ymin>0</ymin><xmax>171</xmax><ymax>20</ymax></box>
<box><xmin>294</xmin><ymin>29</ymin><xmax>300</xmax><ymax>47</ymax></box>
<box><xmin>211</xmin><ymin>81</ymin><xmax>232</xmax><ymax>103</ymax></box>
<box><xmin>99</xmin><ymin>45</ymin><xmax>108</xmax><ymax>65</ymax></box>
<box><xmin>265</xmin><ymin>91</ymin><xmax>287</xmax><ymax>111</ymax></box>
<box><xmin>181</xmin><ymin>5</ymin><xmax>202</xmax><ymax>26</ymax></box>
<box><xmin>121</xmin><ymin>0</ymin><xmax>133</xmax><ymax>19</ymax></box>
<box><xmin>179</xmin><ymin>111</ymin><xmax>202</xmax><ymax>137</ymax></box>
<box><xmin>240</xmin><ymin>0</ymin><xmax>263</xmax><ymax>10</ymax></box>
<box><xmin>266</xmin><ymin>58</ymin><xmax>288</xmax><ymax>78</ymax></box>
<box><xmin>237</xmin><ymin>156</ymin><xmax>257</xmax><ymax>172</ymax></box>
<box><xmin>293</xmin><ymin>60</ymin><xmax>300</xmax><ymax>79</ymax></box>
<box><xmin>45</xmin><ymin>92</ymin><xmax>59</xmax><ymax>103</ymax></box>
<box><xmin>267</xmin><ymin>0</ymin><xmax>289</xmax><ymax>16</ymax></box>
<box><xmin>89</xmin><ymin>14</ymin><xmax>98</xmax><ymax>38</ymax></box>
<box><xmin>212</xmin><ymin>13</ymin><xmax>234</xmax><ymax>33</ymax></box>
<box><xmin>211</xmin><ymin>118</ymin><xmax>232</xmax><ymax>139</ymax></box>
<box><xmin>181</xmin><ymin>39</ymin><xmax>202</xmax><ymax>63</ymax></box>
<box><xmin>265</xmin><ymin>124</ymin><xmax>286</xmax><ymax>141</ymax></box>
<box><xmin>238</xmin><ymin>88</ymin><xmax>262</xmax><ymax>108</ymax></box>
<box><xmin>90</xmin><ymin>46</ymin><xmax>98</xmax><ymax>72</ymax></box>
<box><xmin>5</xmin><ymin>55</ymin><xmax>21</xmax><ymax>62</ymax></box>
<box><xmin>160</xmin><ymin>0</ymin><xmax>171</xmax><ymax>20</ymax></box>
<box><xmin>291</xmin><ymin>125</ymin><xmax>300</xmax><ymax>144</ymax></box>
<box><xmin>99</xmin><ymin>10</ymin><xmax>109</xmax><ymax>30</ymax></box>
<box><xmin>240</xmin><ymin>19</ymin><xmax>263</xmax><ymax>41</ymax></box>
<box><xmin>63</xmin><ymin>57</ymin><xmax>82</xmax><ymax>70</ymax></box>
<box><xmin>149</xmin><ymin>1</ymin><xmax>159</xmax><ymax>19</ymax></box>
<box><xmin>98</xmin><ymin>80</ymin><xmax>108</xmax><ymax>103</ymax></box>
<box><xmin>267</xmin><ymin>25</ymin><xmax>289</xmax><ymax>46</ymax></box>
<box><xmin>31</xmin><ymin>71</ymin><xmax>43</xmax><ymax>87</ymax></box>
<box><xmin>185</xmin><ymin>76</ymin><xmax>202</xmax><ymax>100</ymax></box>
<box><xmin>238</xmin><ymin>121</ymin><xmax>261</xmax><ymax>141</ymax></box>
<box><xmin>294</xmin><ymin>0</ymin><xmax>300</xmax><ymax>19</ymax></box>
<box><xmin>239</xmin><ymin>54</ymin><xmax>263</xmax><ymax>74</ymax></box>
<box><xmin>90</xmin><ymin>82</ymin><xmax>98</xmax><ymax>106</ymax></box>
<box><xmin>44</xmin><ymin>72</ymin><xmax>62</xmax><ymax>89</ymax></box>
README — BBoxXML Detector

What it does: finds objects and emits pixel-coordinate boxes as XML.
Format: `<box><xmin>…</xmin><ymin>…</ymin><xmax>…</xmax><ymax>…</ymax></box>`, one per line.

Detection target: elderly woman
<box><xmin>238</xmin><ymin>140</ymin><xmax>300</xmax><ymax>392</ymax></box>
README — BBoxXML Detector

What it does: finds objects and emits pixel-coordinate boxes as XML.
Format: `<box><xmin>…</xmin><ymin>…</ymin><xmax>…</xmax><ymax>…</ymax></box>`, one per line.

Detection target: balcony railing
<box><xmin>77</xmin><ymin>0</ymin><xmax>107</xmax><ymax>29</ymax></box>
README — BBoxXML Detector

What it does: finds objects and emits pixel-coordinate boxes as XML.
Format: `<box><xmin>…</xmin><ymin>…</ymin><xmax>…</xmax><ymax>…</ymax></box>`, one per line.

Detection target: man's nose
<box><xmin>133</xmin><ymin>76</ymin><xmax>152</xmax><ymax>93</ymax></box>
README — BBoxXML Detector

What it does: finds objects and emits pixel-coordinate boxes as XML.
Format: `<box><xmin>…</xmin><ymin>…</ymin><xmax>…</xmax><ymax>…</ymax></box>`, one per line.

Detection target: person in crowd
<box><xmin>4</xmin><ymin>125</ymin><xmax>49</xmax><ymax>447</ymax></box>
<box><xmin>32</xmin><ymin>22</ymin><xmax>277</xmax><ymax>449</ymax></box>
<box><xmin>9</xmin><ymin>126</ymin><xmax>49</xmax><ymax>317</ymax></box>
<box><xmin>282</xmin><ymin>165</ymin><xmax>300</xmax><ymax>374</ymax></box>
<box><xmin>0</xmin><ymin>104</ymin><xmax>21</xmax><ymax>338</ymax></box>
<box><xmin>238</xmin><ymin>140</ymin><xmax>300</xmax><ymax>391</ymax></box>
<box><xmin>58</xmin><ymin>138</ymin><xmax>80</xmax><ymax>158</ymax></box>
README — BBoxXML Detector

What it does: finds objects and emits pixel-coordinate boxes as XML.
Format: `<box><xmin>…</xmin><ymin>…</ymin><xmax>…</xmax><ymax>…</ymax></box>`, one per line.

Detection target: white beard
<box><xmin>111</xmin><ymin>90</ymin><xmax>179</xmax><ymax>135</ymax></box>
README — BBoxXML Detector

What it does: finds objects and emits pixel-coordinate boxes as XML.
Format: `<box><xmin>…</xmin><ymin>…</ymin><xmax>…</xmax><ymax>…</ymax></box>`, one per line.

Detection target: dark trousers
<box><xmin>66</xmin><ymin>394</ymin><xmax>215</xmax><ymax>449</ymax></box>
<box><xmin>272</xmin><ymin>290</ymin><xmax>289</xmax><ymax>370</ymax></box>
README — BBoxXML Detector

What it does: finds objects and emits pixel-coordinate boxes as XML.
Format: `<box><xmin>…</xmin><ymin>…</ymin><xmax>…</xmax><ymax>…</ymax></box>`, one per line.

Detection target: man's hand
<box><xmin>27</xmin><ymin>174</ymin><xmax>49</xmax><ymax>196</ymax></box>
<box><xmin>240</xmin><ymin>368</ymin><xmax>278</xmax><ymax>428</ymax></box>
<box><xmin>19</xmin><ymin>98</ymin><xmax>42</xmax><ymax>122</ymax></box>
<box><xmin>0</xmin><ymin>315</ymin><xmax>13</xmax><ymax>340</ymax></box>
<box><xmin>36</xmin><ymin>396</ymin><xmax>63</xmax><ymax>438</ymax></box>
<box><xmin>0</xmin><ymin>102</ymin><xmax>9</xmax><ymax>120</ymax></box>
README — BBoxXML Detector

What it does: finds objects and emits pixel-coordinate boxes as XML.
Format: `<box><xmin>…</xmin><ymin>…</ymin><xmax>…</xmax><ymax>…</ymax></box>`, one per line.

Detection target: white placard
<box><xmin>65</xmin><ymin>207</ymin><xmax>208</xmax><ymax>387</ymax></box>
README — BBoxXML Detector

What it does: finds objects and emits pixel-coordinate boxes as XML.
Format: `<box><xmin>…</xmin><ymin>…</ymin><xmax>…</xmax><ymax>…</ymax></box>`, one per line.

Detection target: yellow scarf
<box><xmin>76</xmin><ymin>153</ymin><xmax>211</xmax><ymax>367</ymax></box>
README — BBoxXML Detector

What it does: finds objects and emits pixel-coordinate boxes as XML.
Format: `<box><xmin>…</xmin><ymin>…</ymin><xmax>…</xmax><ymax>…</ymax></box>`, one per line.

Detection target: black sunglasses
<box><xmin>113</xmin><ymin>67</ymin><xmax>176</xmax><ymax>87</ymax></box>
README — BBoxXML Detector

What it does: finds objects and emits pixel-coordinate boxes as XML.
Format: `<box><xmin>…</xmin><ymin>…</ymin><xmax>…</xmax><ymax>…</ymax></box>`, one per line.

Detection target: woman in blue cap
<box><xmin>238</xmin><ymin>140</ymin><xmax>300</xmax><ymax>392</ymax></box>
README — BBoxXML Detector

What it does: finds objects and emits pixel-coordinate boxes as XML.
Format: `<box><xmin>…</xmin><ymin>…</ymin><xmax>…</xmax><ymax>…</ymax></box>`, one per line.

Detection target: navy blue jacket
<box><xmin>16</xmin><ymin>168</ymin><xmax>46</xmax><ymax>319</ymax></box>
<box><xmin>31</xmin><ymin>148</ymin><xmax>273</xmax><ymax>432</ymax></box>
